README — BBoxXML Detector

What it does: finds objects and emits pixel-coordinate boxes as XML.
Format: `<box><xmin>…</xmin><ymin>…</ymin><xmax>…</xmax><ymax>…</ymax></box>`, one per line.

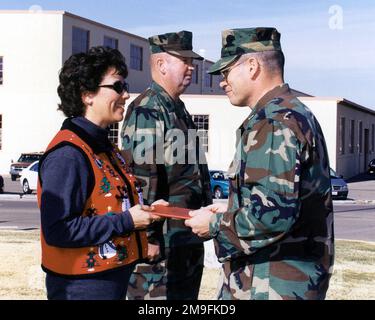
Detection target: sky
<box><xmin>1</xmin><ymin>0</ymin><xmax>374</xmax><ymax>108</ymax></box>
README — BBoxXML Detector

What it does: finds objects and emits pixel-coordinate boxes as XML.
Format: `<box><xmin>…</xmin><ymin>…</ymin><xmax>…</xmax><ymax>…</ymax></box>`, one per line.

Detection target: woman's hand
<box><xmin>128</xmin><ymin>205</ymin><xmax>162</xmax><ymax>229</ymax></box>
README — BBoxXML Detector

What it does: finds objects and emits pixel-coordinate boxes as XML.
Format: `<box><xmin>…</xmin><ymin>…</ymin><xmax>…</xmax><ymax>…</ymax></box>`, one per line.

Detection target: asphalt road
<box><xmin>0</xmin><ymin>198</ymin><xmax>40</xmax><ymax>230</ymax></box>
<box><xmin>333</xmin><ymin>204</ymin><xmax>375</xmax><ymax>241</ymax></box>
<box><xmin>1</xmin><ymin>197</ymin><xmax>375</xmax><ymax>241</ymax></box>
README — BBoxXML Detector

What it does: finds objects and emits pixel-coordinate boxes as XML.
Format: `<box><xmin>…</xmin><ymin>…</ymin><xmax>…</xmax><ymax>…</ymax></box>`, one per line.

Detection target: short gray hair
<box><xmin>239</xmin><ymin>50</ymin><xmax>285</xmax><ymax>77</ymax></box>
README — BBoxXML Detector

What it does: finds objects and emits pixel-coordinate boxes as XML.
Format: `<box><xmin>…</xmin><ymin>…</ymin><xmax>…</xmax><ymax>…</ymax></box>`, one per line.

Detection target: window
<box><xmin>192</xmin><ymin>64</ymin><xmax>199</xmax><ymax>84</ymax></box>
<box><xmin>108</xmin><ymin>123</ymin><xmax>119</xmax><ymax>146</ymax></box>
<box><xmin>204</xmin><ymin>71</ymin><xmax>213</xmax><ymax>88</ymax></box>
<box><xmin>104</xmin><ymin>36</ymin><xmax>118</xmax><ymax>49</ymax></box>
<box><xmin>72</xmin><ymin>27</ymin><xmax>90</xmax><ymax>54</ymax></box>
<box><xmin>349</xmin><ymin>120</ymin><xmax>355</xmax><ymax>153</ymax></box>
<box><xmin>372</xmin><ymin>124</ymin><xmax>375</xmax><ymax>152</ymax></box>
<box><xmin>359</xmin><ymin>121</ymin><xmax>363</xmax><ymax>153</ymax></box>
<box><xmin>30</xmin><ymin>162</ymin><xmax>39</xmax><ymax>172</ymax></box>
<box><xmin>0</xmin><ymin>56</ymin><xmax>3</xmax><ymax>85</ymax></box>
<box><xmin>192</xmin><ymin>115</ymin><xmax>209</xmax><ymax>152</ymax></box>
<box><xmin>130</xmin><ymin>44</ymin><xmax>143</xmax><ymax>71</ymax></box>
<box><xmin>339</xmin><ymin>117</ymin><xmax>345</xmax><ymax>155</ymax></box>
<box><xmin>0</xmin><ymin>114</ymin><xmax>2</xmax><ymax>150</ymax></box>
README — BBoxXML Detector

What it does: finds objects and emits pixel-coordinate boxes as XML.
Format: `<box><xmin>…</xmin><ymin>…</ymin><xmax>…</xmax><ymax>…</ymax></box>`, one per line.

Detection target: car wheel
<box><xmin>214</xmin><ymin>187</ymin><xmax>223</xmax><ymax>199</ymax></box>
<box><xmin>22</xmin><ymin>179</ymin><xmax>32</xmax><ymax>194</ymax></box>
<box><xmin>11</xmin><ymin>175</ymin><xmax>17</xmax><ymax>181</ymax></box>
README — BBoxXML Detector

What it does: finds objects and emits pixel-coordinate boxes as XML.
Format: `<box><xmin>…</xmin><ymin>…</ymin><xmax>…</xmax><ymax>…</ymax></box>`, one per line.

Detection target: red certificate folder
<box><xmin>152</xmin><ymin>205</ymin><xmax>191</xmax><ymax>220</ymax></box>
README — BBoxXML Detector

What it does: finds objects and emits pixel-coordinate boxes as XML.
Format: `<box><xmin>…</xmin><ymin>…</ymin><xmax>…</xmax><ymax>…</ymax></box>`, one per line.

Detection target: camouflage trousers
<box><xmin>127</xmin><ymin>243</ymin><xmax>204</xmax><ymax>300</ymax></box>
<box><xmin>217</xmin><ymin>259</ymin><xmax>330</xmax><ymax>300</ymax></box>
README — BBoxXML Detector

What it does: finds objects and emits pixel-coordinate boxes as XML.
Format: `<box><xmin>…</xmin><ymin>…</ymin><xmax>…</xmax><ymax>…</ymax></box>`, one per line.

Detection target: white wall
<box><xmin>298</xmin><ymin>98</ymin><xmax>338</xmax><ymax>171</ymax></box>
<box><xmin>181</xmin><ymin>95</ymin><xmax>250</xmax><ymax>170</ymax></box>
<box><xmin>0</xmin><ymin>12</ymin><xmax>64</xmax><ymax>174</ymax></box>
<box><xmin>117</xmin><ymin>94</ymin><xmax>249</xmax><ymax>172</ymax></box>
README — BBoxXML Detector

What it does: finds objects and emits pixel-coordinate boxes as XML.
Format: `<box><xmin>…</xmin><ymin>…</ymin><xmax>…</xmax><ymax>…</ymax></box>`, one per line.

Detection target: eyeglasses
<box><xmin>98</xmin><ymin>81</ymin><xmax>129</xmax><ymax>94</ymax></box>
<box><xmin>220</xmin><ymin>59</ymin><xmax>247</xmax><ymax>80</ymax></box>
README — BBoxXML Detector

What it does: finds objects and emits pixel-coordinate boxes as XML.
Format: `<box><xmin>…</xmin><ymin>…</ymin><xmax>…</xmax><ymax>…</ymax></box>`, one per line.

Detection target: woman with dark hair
<box><xmin>38</xmin><ymin>46</ymin><xmax>164</xmax><ymax>300</ymax></box>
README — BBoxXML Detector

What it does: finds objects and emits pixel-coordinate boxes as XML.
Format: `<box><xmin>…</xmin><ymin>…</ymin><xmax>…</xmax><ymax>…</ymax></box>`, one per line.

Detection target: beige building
<box><xmin>0</xmin><ymin>10</ymin><xmax>374</xmax><ymax>179</ymax></box>
<box><xmin>178</xmin><ymin>93</ymin><xmax>375</xmax><ymax>179</ymax></box>
<box><xmin>298</xmin><ymin>96</ymin><xmax>375</xmax><ymax>178</ymax></box>
<box><xmin>0</xmin><ymin>10</ymin><xmax>222</xmax><ymax>174</ymax></box>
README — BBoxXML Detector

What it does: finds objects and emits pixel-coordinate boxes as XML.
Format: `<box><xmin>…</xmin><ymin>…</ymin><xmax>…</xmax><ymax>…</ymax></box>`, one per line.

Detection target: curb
<box><xmin>333</xmin><ymin>200</ymin><xmax>356</xmax><ymax>204</ymax></box>
<box><xmin>352</xmin><ymin>200</ymin><xmax>375</xmax><ymax>205</ymax></box>
<box><xmin>333</xmin><ymin>199</ymin><xmax>375</xmax><ymax>205</ymax></box>
<box><xmin>0</xmin><ymin>194</ymin><xmax>36</xmax><ymax>201</ymax></box>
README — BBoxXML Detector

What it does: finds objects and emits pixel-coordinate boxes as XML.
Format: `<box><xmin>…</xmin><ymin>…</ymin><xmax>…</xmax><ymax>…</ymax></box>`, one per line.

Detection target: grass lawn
<box><xmin>0</xmin><ymin>230</ymin><xmax>374</xmax><ymax>300</ymax></box>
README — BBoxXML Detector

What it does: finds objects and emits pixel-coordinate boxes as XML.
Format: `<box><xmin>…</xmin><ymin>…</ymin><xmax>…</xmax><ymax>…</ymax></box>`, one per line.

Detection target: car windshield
<box><xmin>17</xmin><ymin>154</ymin><xmax>42</xmax><ymax>163</ymax></box>
<box><xmin>330</xmin><ymin>168</ymin><xmax>339</xmax><ymax>178</ymax></box>
<box><xmin>211</xmin><ymin>172</ymin><xmax>228</xmax><ymax>180</ymax></box>
<box><xmin>30</xmin><ymin>162</ymin><xmax>39</xmax><ymax>171</ymax></box>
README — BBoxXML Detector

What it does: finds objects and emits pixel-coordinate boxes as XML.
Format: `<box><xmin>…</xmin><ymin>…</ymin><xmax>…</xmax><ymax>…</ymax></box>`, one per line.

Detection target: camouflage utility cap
<box><xmin>149</xmin><ymin>30</ymin><xmax>203</xmax><ymax>60</ymax></box>
<box><xmin>208</xmin><ymin>27</ymin><xmax>281</xmax><ymax>75</ymax></box>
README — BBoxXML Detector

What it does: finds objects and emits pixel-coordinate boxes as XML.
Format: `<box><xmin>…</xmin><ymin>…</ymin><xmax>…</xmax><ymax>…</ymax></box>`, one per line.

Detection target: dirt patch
<box><xmin>1</xmin><ymin>231</ymin><xmax>375</xmax><ymax>300</ymax></box>
<box><xmin>0</xmin><ymin>230</ymin><xmax>45</xmax><ymax>300</ymax></box>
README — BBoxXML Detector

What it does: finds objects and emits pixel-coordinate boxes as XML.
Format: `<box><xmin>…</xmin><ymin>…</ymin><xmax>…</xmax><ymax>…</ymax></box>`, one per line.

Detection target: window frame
<box><xmin>192</xmin><ymin>64</ymin><xmax>199</xmax><ymax>84</ymax></box>
<box><xmin>0</xmin><ymin>56</ymin><xmax>3</xmax><ymax>85</ymax></box>
<box><xmin>192</xmin><ymin>114</ymin><xmax>209</xmax><ymax>153</ymax></box>
<box><xmin>72</xmin><ymin>26</ymin><xmax>90</xmax><ymax>54</ymax></box>
<box><xmin>339</xmin><ymin>117</ymin><xmax>345</xmax><ymax>155</ymax></box>
<box><xmin>0</xmin><ymin>114</ymin><xmax>2</xmax><ymax>150</ymax></box>
<box><xmin>204</xmin><ymin>71</ymin><xmax>213</xmax><ymax>88</ymax></box>
<box><xmin>130</xmin><ymin>44</ymin><xmax>143</xmax><ymax>71</ymax></box>
<box><xmin>359</xmin><ymin>120</ymin><xmax>363</xmax><ymax>154</ymax></box>
<box><xmin>349</xmin><ymin>119</ymin><xmax>355</xmax><ymax>154</ymax></box>
<box><xmin>108</xmin><ymin>123</ymin><xmax>119</xmax><ymax>146</ymax></box>
<box><xmin>103</xmin><ymin>36</ymin><xmax>119</xmax><ymax>50</ymax></box>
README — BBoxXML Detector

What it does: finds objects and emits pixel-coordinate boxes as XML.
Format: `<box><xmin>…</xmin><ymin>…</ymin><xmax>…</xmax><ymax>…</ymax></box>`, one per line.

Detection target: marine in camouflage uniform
<box><xmin>121</xmin><ymin>31</ymin><xmax>213</xmax><ymax>300</ymax></box>
<box><xmin>186</xmin><ymin>28</ymin><xmax>334</xmax><ymax>300</ymax></box>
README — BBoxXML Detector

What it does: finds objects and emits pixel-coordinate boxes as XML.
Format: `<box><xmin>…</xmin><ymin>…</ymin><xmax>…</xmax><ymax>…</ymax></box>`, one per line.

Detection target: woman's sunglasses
<box><xmin>98</xmin><ymin>81</ymin><xmax>129</xmax><ymax>94</ymax></box>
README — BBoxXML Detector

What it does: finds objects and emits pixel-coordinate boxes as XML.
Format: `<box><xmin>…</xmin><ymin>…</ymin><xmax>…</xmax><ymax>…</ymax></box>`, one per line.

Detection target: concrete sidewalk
<box><xmin>345</xmin><ymin>172</ymin><xmax>375</xmax><ymax>203</ymax></box>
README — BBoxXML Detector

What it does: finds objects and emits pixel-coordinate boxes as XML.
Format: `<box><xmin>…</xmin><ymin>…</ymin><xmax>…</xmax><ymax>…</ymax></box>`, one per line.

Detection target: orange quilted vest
<box><xmin>37</xmin><ymin>129</ymin><xmax>148</xmax><ymax>276</ymax></box>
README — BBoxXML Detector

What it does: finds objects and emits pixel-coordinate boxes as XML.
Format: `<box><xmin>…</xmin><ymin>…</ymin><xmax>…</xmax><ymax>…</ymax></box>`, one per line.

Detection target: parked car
<box><xmin>209</xmin><ymin>170</ymin><xmax>230</xmax><ymax>199</ymax></box>
<box><xmin>368</xmin><ymin>159</ymin><xmax>375</xmax><ymax>174</ymax></box>
<box><xmin>19</xmin><ymin>161</ymin><xmax>39</xmax><ymax>194</ymax></box>
<box><xmin>330</xmin><ymin>168</ymin><xmax>348</xmax><ymax>200</ymax></box>
<box><xmin>10</xmin><ymin>152</ymin><xmax>43</xmax><ymax>181</ymax></box>
<box><xmin>209</xmin><ymin>168</ymin><xmax>348</xmax><ymax>200</ymax></box>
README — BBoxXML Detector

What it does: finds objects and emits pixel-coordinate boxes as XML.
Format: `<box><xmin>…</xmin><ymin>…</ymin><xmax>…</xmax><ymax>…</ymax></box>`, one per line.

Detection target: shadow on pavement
<box><xmin>0</xmin><ymin>191</ymin><xmax>23</xmax><ymax>196</ymax></box>
<box><xmin>346</xmin><ymin>173</ymin><xmax>375</xmax><ymax>183</ymax></box>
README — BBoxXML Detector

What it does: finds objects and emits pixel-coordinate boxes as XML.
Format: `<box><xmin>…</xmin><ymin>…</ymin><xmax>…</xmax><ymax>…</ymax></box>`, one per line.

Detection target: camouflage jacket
<box><xmin>209</xmin><ymin>84</ymin><xmax>334</xmax><ymax>299</ymax></box>
<box><xmin>121</xmin><ymin>81</ymin><xmax>212</xmax><ymax>248</ymax></box>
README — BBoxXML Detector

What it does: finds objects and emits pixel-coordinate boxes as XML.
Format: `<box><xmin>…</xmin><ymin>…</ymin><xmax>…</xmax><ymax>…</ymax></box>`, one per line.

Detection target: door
<box><xmin>364</xmin><ymin>129</ymin><xmax>369</xmax><ymax>172</ymax></box>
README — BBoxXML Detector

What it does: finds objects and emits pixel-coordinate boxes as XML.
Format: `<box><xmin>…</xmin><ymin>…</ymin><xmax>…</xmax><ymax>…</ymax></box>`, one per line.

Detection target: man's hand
<box><xmin>185</xmin><ymin>208</ymin><xmax>214</xmax><ymax>238</ymax></box>
<box><xmin>142</xmin><ymin>199</ymin><xmax>169</xmax><ymax>222</ymax></box>
<box><xmin>150</xmin><ymin>199</ymin><xmax>169</xmax><ymax>210</ymax></box>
